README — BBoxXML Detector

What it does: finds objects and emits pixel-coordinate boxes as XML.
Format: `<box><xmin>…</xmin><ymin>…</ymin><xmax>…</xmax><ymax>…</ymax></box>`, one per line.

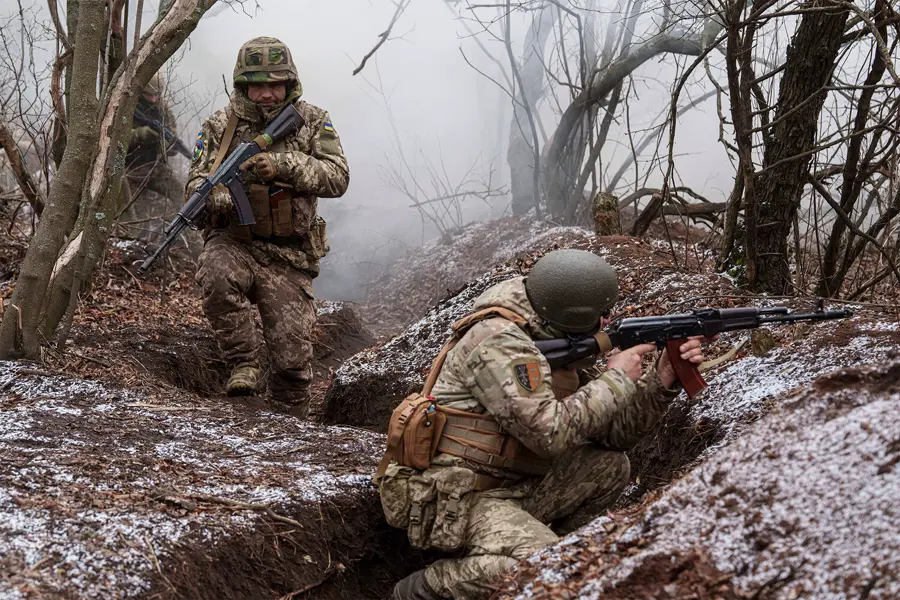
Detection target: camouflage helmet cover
<box><xmin>143</xmin><ymin>72</ymin><xmax>165</xmax><ymax>97</ymax></box>
<box><xmin>524</xmin><ymin>249</ymin><xmax>620</xmax><ymax>334</ymax></box>
<box><xmin>233</xmin><ymin>37</ymin><xmax>299</xmax><ymax>86</ymax></box>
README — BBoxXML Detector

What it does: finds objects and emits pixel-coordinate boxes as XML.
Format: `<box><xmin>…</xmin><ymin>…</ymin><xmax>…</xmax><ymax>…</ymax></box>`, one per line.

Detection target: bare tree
<box><xmin>0</xmin><ymin>0</ymin><xmax>227</xmax><ymax>359</ymax></box>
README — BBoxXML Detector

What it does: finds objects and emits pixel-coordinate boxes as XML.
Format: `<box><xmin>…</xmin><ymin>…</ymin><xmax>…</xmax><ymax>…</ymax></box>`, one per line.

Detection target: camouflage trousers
<box><xmin>196</xmin><ymin>234</ymin><xmax>316</xmax><ymax>412</ymax></box>
<box><xmin>419</xmin><ymin>445</ymin><xmax>630</xmax><ymax>600</ymax></box>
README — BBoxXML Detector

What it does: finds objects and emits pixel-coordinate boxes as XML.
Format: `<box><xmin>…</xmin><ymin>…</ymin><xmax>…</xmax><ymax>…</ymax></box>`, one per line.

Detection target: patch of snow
<box><xmin>0</xmin><ymin>360</ymin><xmax>384</xmax><ymax>598</ymax></box>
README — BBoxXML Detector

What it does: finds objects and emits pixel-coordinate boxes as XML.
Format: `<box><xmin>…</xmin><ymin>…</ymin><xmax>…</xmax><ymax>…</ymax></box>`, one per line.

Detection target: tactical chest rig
<box><xmin>375</xmin><ymin>307</ymin><xmax>582</xmax><ymax>491</ymax></box>
<box><xmin>212</xmin><ymin>110</ymin><xmax>300</xmax><ymax>241</ymax></box>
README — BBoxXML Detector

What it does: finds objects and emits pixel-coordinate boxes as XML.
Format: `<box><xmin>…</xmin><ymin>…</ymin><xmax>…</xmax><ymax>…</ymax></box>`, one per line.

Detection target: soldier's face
<box><xmin>142</xmin><ymin>92</ymin><xmax>158</xmax><ymax>104</ymax></box>
<box><xmin>247</xmin><ymin>83</ymin><xmax>287</xmax><ymax>107</ymax></box>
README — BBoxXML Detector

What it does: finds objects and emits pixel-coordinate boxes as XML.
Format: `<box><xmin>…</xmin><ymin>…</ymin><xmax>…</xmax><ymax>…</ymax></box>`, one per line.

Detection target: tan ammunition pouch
<box><xmin>375</xmin><ymin>306</ymin><xmax>554</xmax><ymax>492</ymax></box>
<box><xmin>209</xmin><ymin>111</ymin><xmax>329</xmax><ymax>263</ymax></box>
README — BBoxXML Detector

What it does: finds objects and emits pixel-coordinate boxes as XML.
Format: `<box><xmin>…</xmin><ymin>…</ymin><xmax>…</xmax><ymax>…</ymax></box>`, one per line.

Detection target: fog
<box><xmin>0</xmin><ymin>0</ymin><xmax>738</xmax><ymax>300</ymax></box>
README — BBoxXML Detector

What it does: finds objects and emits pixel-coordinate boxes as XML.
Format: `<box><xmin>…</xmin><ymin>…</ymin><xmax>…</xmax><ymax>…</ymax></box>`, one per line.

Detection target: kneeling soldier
<box><xmin>376</xmin><ymin>249</ymin><xmax>708</xmax><ymax>599</ymax></box>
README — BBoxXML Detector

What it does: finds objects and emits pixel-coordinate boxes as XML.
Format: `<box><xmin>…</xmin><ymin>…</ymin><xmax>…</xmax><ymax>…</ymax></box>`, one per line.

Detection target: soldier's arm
<box><xmin>605</xmin><ymin>363</ymin><xmax>680</xmax><ymax>449</ymax></box>
<box><xmin>273</xmin><ymin>111</ymin><xmax>349</xmax><ymax>198</ymax></box>
<box><xmin>464</xmin><ymin>322</ymin><xmax>664</xmax><ymax>458</ymax></box>
<box><xmin>184</xmin><ymin>117</ymin><xmax>219</xmax><ymax>199</ymax></box>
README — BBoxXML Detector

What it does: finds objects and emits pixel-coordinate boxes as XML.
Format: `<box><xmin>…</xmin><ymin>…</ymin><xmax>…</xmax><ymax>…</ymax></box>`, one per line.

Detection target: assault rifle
<box><xmin>138</xmin><ymin>103</ymin><xmax>305</xmax><ymax>275</ymax></box>
<box><xmin>133</xmin><ymin>109</ymin><xmax>192</xmax><ymax>160</ymax></box>
<box><xmin>534</xmin><ymin>305</ymin><xmax>853</xmax><ymax>398</ymax></box>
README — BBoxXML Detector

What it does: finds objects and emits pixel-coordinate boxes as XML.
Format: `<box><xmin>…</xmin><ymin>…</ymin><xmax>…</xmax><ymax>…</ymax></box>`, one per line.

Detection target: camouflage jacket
<box><xmin>128</xmin><ymin>97</ymin><xmax>178</xmax><ymax>169</ymax></box>
<box><xmin>429</xmin><ymin>277</ymin><xmax>680</xmax><ymax>480</ymax></box>
<box><xmin>187</xmin><ymin>88</ymin><xmax>349</xmax><ymax>271</ymax></box>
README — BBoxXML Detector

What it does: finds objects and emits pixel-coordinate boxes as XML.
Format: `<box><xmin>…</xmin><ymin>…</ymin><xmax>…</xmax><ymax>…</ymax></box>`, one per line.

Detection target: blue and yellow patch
<box><xmin>323</xmin><ymin>121</ymin><xmax>335</xmax><ymax>134</ymax></box>
<box><xmin>192</xmin><ymin>132</ymin><xmax>204</xmax><ymax>163</ymax></box>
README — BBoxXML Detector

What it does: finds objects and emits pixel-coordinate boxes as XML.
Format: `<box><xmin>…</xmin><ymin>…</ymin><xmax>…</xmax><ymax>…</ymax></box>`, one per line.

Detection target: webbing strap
<box><xmin>437</xmin><ymin>437</ymin><xmax>549</xmax><ymax>477</ymax></box>
<box><xmin>442</xmin><ymin>424</ymin><xmax>505</xmax><ymax>453</ymax></box>
<box><xmin>444</xmin><ymin>414</ymin><xmax>502</xmax><ymax>434</ymax></box>
<box><xmin>210</xmin><ymin>110</ymin><xmax>239</xmax><ymax>176</ymax></box>
<box><xmin>423</xmin><ymin>306</ymin><xmax>530</xmax><ymax>396</ymax></box>
<box><xmin>422</xmin><ymin>339</ymin><xmax>458</xmax><ymax>396</ymax></box>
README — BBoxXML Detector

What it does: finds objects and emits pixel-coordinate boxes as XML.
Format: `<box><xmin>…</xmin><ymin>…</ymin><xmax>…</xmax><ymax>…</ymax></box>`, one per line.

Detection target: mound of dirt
<box><xmin>361</xmin><ymin>216</ymin><xmax>592</xmax><ymax>337</ymax></box>
<box><xmin>500</xmin><ymin>359</ymin><xmax>900</xmax><ymax>600</ymax></box>
<box><xmin>0</xmin><ymin>361</ymin><xmax>421</xmax><ymax>600</ymax></box>
<box><xmin>323</xmin><ymin>234</ymin><xmax>741</xmax><ymax>432</ymax></box>
<box><xmin>624</xmin><ymin>310</ymin><xmax>900</xmax><ymax>503</ymax></box>
<box><xmin>314</xmin><ymin>301</ymin><xmax>376</xmax><ymax>371</ymax></box>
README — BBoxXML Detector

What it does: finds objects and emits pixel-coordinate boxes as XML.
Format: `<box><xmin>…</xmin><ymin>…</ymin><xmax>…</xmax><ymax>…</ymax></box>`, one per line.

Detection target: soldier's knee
<box><xmin>606</xmin><ymin>450</ymin><xmax>630</xmax><ymax>488</ymax></box>
<box><xmin>425</xmin><ymin>555</ymin><xmax>517</xmax><ymax>600</ymax></box>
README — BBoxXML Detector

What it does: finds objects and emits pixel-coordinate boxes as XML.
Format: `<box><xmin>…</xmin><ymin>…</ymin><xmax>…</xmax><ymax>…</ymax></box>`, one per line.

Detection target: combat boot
<box><xmin>391</xmin><ymin>569</ymin><xmax>446</xmax><ymax>600</ymax></box>
<box><xmin>226</xmin><ymin>362</ymin><xmax>262</xmax><ymax>396</ymax></box>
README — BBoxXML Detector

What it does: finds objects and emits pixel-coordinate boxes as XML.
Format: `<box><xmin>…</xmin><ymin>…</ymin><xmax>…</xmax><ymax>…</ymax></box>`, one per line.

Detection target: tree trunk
<box><xmin>815</xmin><ymin>0</ymin><xmax>888</xmax><ymax>296</ymax></box>
<box><xmin>0</xmin><ymin>0</ymin><xmax>104</xmax><ymax>360</ymax></box>
<box><xmin>592</xmin><ymin>192</ymin><xmax>621</xmax><ymax>235</ymax></box>
<box><xmin>507</xmin><ymin>7</ymin><xmax>556</xmax><ymax>215</ymax></box>
<box><xmin>543</xmin><ymin>34</ymin><xmax>703</xmax><ymax>220</ymax></box>
<box><xmin>746</xmin><ymin>1</ymin><xmax>850</xmax><ymax>294</ymax></box>
<box><xmin>41</xmin><ymin>0</ymin><xmax>215</xmax><ymax>343</ymax></box>
<box><xmin>0</xmin><ymin>117</ymin><xmax>45</xmax><ymax>215</ymax></box>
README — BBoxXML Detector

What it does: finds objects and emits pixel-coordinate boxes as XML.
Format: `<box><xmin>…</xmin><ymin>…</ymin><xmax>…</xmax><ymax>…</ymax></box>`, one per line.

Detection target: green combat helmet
<box><xmin>233</xmin><ymin>36</ymin><xmax>300</xmax><ymax>89</ymax></box>
<box><xmin>143</xmin><ymin>72</ymin><xmax>164</xmax><ymax>99</ymax></box>
<box><xmin>524</xmin><ymin>249</ymin><xmax>619</xmax><ymax>334</ymax></box>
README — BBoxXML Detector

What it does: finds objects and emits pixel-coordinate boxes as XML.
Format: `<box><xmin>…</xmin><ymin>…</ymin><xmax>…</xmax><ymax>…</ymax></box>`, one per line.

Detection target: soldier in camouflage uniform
<box><xmin>121</xmin><ymin>72</ymin><xmax>186</xmax><ymax>242</ymax></box>
<box><xmin>187</xmin><ymin>37</ymin><xmax>349</xmax><ymax>415</ymax></box>
<box><xmin>378</xmin><ymin>250</ymin><xmax>710</xmax><ymax>600</ymax></box>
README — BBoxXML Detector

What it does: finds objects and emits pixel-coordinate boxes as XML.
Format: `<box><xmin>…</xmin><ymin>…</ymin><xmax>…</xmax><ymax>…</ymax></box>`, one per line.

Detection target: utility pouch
<box><xmin>249</xmin><ymin>184</ymin><xmax>272</xmax><ymax>237</ymax></box>
<box><xmin>406</xmin><ymin>473</ymin><xmax>437</xmax><ymax>549</ymax></box>
<box><xmin>379</xmin><ymin>393</ymin><xmax>446</xmax><ymax>474</ymax></box>
<box><xmin>429</xmin><ymin>467</ymin><xmax>477</xmax><ymax>551</ymax></box>
<box><xmin>378</xmin><ymin>462</ymin><xmax>416</xmax><ymax>529</ymax></box>
<box><xmin>270</xmin><ymin>187</ymin><xmax>294</xmax><ymax>237</ymax></box>
<box><xmin>304</xmin><ymin>215</ymin><xmax>329</xmax><ymax>260</ymax></box>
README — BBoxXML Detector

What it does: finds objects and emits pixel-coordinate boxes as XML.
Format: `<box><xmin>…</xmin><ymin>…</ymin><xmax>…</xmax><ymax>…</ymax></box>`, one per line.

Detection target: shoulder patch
<box><xmin>512</xmin><ymin>360</ymin><xmax>543</xmax><ymax>393</ymax></box>
<box><xmin>192</xmin><ymin>132</ymin><xmax>204</xmax><ymax>163</ymax></box>
<box><xmin>322</xmin><ymin>120</ymin><xmax>335</xmax><ymax>133</ymax></box>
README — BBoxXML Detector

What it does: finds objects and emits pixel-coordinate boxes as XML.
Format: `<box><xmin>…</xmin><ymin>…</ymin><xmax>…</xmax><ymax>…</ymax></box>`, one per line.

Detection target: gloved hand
<box><xmin>132</xmin><ymin>126</ymin><xmax>158</xmax><ymax>144</ymax></box>
<box><xmin>239</xmin><ymin>153</ymin><xmax>279</xmax><ymax>182</ymax></box>
<box><xmin>206</xmin><ymin>183</ymin><xmax>232</xmax><ymax>215</ymax></box>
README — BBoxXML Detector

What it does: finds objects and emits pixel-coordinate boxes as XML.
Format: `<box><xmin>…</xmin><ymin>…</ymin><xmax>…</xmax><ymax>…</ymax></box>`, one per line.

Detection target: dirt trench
<box><xmin>147</xmin><ymin>491</ymin><xmax>423</xmax><ymax>600</ymax></box>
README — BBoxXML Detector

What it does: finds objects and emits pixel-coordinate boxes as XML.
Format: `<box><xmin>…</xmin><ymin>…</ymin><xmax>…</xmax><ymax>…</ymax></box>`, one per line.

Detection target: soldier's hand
<box><xmin>206</xmin><ymin>183</ymin><xmax>232</xmax><ymax>215</ymax></box>
<box><xmin>239</xmin><ymin>153</ymin><xmax>277</xmax><ymax>182</ymax></box>
<box><xmin>132</xmin><ymin>126</ymin><xmax>158</xmax><ymax>144</ymax></box>
<box><xmin>606</xmin><ymin>343</ymin><xmax>656</xmax><ymax>383</ymax></box>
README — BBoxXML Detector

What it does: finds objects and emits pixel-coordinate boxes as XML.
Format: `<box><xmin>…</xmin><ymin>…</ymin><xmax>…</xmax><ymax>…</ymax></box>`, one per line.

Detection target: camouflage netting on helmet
<box><xmin>233</xmin><ymin>36</ymin><xmax>300</xmax><ymax>86</ymax></box>
<box><xmin>143</xmin><ymin>72</ymin><xmax>165</xmax><ymax>97</ymax></box>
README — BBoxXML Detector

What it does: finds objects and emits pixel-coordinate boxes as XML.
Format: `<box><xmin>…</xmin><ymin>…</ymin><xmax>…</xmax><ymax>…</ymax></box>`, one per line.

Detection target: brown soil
<box><xmin>43</xmin><ymin>242</ymin><xmax>374</xmax><ymax>404</ymax></box>
<box><xmin>497</xmin><ymin>360</ymin><xmax>900</xmax><ymax>600</ymax></box>
<box><xmin>0</xmin><ymin>361</ymin><xmax>425</xmax><ymax>599</ymax></box>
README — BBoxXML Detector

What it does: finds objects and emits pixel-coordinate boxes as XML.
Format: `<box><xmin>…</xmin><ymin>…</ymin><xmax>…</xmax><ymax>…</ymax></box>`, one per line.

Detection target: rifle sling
<box><xmin>210</xmin><ymin>110</ymin><xmax>239</xmax><ymax>176</ymax></box>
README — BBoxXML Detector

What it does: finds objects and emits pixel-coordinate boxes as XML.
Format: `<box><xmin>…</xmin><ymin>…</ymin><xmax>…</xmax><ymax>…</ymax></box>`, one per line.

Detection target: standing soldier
<box><xmin>187</xmin><ymin>37</ymin><xmax>349</xmax><ymax>416</ymax></box>
<box><xmin>122</xmin><ymin>72</ymin><xmax>187</xmax><ymax>241</ymax></box>
<box><xmin>376</xmin><ymin>250</ymin><xmax>710</xmax><ymax>600</ymax></box>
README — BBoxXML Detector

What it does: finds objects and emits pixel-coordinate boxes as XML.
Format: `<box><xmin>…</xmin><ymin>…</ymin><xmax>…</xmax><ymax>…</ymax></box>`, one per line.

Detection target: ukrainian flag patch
<box><xmin>323</xmin><ymin>121</ymin><xmax>335</xmax><ymax>133</ymax></box>
<box><xmin>192</xmin><ymin>131</ymin><xmax>204</xmax><ymax>163</ymax></box>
